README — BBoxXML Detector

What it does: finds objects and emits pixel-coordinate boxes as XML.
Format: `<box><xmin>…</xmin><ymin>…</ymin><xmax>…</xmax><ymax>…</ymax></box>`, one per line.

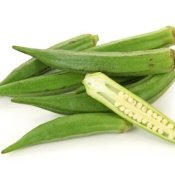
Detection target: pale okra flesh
<box><xmin>12</xmin><ymin>47</ymin><xmax>175</xmax><ymax>76</ymax></box>
<box><xmin>83</xmin><ymin>72</ymin><xmax>175</xmax><ymax>143</ymax></box>
<box><xmin>12</xmin><ymin>71</ymin><xmax>175</xmax><ymax>114</ymax></box>
<box><xmin>75</xmin><ymin>76</ymin><xmax>145</xmax><ymax>94</ymax></box>
<box><xmin>1</xmin><ymin>113</ymin><xmax>132</xmax><ymax>153</ymax></box>
<box><xmin>0</xmin><ymin>34</ymin><xmax>98</xmax><ymax>85</ymax></box>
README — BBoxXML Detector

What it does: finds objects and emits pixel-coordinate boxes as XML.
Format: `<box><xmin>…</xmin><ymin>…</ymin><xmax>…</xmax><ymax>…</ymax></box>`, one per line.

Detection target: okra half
<box><xmin>1</xmin><ymin>113</ymin><xmax>132</xmax><ymax>153</ymax></box>
<box><xmin>83</xmin><ymin>72</ymin><xmax>175</xmax><ymax>143</ymax></box>
<box><xmin>12</xmin><ymin>71</ymin><xmax>175</xmax><ymax>114</ymax></box>
<box><xmin>12</xmin><ymin>47</ymin><xmax>175</xmax><ymax>76</ymax></box>
<box><xmin>0</xmin><ymin>34</ymin><xmax>98</xmax><ymax>85</ymax></box>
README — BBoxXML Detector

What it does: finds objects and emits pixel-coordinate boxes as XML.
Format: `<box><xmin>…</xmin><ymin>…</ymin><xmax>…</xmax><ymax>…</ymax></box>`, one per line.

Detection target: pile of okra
<box><xmin>1</xmin><ymin>26</ymin><xmax>175</xmax><ymax>154</ymax></box>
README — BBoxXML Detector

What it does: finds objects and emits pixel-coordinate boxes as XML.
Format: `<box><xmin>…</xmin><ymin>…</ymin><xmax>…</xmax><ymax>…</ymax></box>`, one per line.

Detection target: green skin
<box><xmin>12</xmin><ymin>71</ymin><xmax>175</xmax><ymax>114</ymax></box>
<box><xmin>126</xmin><ymin>72</ymin><xmax>175</xmax><ymax>101</ymax></box>
<box><xmin>0</xmin><ymin>72</ymin><xmax>139</xmax><ymax>97</ymax></box>
<box><xmin>88</xmin><ymin>26</ymin><xmax>175</xmax><ymax>51</ymax></box>
<box><xmin>83</xmin><ymin>72</ymin><xmax>175</xmax><ymax>144</ymax></box>
<box><xmin>12</xmin><ymin>47</ymin><xmax>175</xmax><ymax>76</ymax></box>
<box><xmin>1</xmin><ymin>26</ymin><xmax>175</xmax><ymax>85</ymax></box>
<box><xmin>1</xmin><ymin>113</ymin><xmax>132</xmax><ymax>153</ymax></box>
<box><xmin>0</xmin><ymin>72</ymin><xmax>85</xmax><ymax>97</ymax></box>
<box><xmin>0</xmin><ymin>34</ymin><xmax>98</xmax><ymax>85</ymax></box>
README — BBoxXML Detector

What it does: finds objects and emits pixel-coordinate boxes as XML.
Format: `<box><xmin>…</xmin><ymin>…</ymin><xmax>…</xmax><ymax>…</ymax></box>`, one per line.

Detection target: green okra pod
<box><xmin>0</xmin><ymin>34</ymin><xmax>98</xmax><ymax>85</ymax></box>
<box><xmin>0</xmin><ymin>72</ymin><xmax>84</xmax><ymax>97</ymax></box>
<box><xmin>88</xmin><ymin>26</ymin><xmax>175</xmax><ymax>51</ymax></box>
<box><xmin>12</xmin><ymin>47</ymin><xmax>175</xmax><ymax>76</ymax></box>
<box><xmin>12</xmin><ymin>71</ymin><xmax>175</xmax><ymax>114</ymax></box>
<box><xmin>83</xmin><ymin>72</ymin><xmax>175</xmax><ymax>144</ymax></box>
<box><xmin>126</xmin><ymin>71</ymin><xmax>175</xmax><ymax>101</ymax></box>
<box><xmin>1</xmin><ymin>113</ymin><xmax>132</xmax><ymax>153</ymax></box>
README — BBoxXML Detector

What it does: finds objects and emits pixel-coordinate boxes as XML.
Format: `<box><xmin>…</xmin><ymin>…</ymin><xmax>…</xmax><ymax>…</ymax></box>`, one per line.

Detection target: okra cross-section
<box><xmin>83</xmin><ymin>72</ymin><xmax>175</xmax><ymax>143</ymax></box>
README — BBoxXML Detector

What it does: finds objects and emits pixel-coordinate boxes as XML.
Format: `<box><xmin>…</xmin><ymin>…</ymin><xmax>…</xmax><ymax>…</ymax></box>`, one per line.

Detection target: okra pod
<box><xmin>0</xmin><ymin>34</ymin><xmax>98</xmax><ymax>85</ymax></box>
<box><xmin>126</xmin><ymin>72</ymin><xmax>175</xmax><ymax>101</ymax></box>
<box><xmin>83</xmin><ymin>72</ymin><xmax>175</xmax><ymax>143</ymax></box>
<box><xmin>0</xmin><ymin>72</ymin><xmax>84</xmax><ymax>97</ymax></box>
<box><xmin>89</xmin><ymin>26</ymin><xmax>175</xmax><ymax>51</ymax></box>
<box><xmin>12</xmin><ymin>71</ymin><xmax>175</xmax><ymax>114</ymax></box>
<box><xmin>12</xmin><ymin>47</ymin><xmax>175</xmax><ymax>76</ymax></box>
<box><xmin>1</xmin><ymin>113</ymin><xmax>132</xmax><ymax>153</ymax></box>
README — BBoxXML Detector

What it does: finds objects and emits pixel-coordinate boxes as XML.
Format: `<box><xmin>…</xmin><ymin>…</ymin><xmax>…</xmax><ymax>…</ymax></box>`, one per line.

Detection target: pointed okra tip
<box><xmin>1</xmin><ymin>148</ymin><xmax>8</xmax><ymax>154</ymax></box>
<box><xmin>1</xmin><ymin>145</ymin><xmax>14</xmax><ymax>154</ymax></box>
<box><xmin>1</xmin><ymin>140</ymin><xmax>24</xmax><ymax>154</ymax></box>
<box><xmin>12</xmin><ymin>45</ymin><xmax>39</xmax><ymax>57</ymax></box>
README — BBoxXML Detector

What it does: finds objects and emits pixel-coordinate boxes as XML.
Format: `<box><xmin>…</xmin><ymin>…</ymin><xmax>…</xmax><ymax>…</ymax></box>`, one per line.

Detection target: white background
<box><xmin>0</xmin><ymin>0</ymin><xmax>175</xmax><ymax>174</ymax></box>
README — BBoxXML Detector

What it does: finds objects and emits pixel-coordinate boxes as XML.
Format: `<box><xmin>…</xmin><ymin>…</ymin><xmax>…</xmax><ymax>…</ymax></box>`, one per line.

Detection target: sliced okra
<box><xmin>83</xmin><ymin>72</ymin><xmax>175</xmax><ymax>143</ymax></box>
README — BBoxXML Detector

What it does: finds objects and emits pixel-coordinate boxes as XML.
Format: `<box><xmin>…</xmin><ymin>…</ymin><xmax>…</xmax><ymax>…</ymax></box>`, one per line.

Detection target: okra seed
<box><xmin>141</xmin><ymin>106</ymin><xmax>147</xmax><ymax>112</ymax></box>
<box><xmin>157</xmin><ymin>115</ymin><xmax>162</xmax><ymax>122</ymax></box>
<box><xmin>162</xmin><ymin>119</ymin><xmax>168</xmax><ymax>125</ymax></box>
<box><xmin>128</xmin><ymin>97</ymin><xmax>133</xmax><ymax>103</ymax></box>
<box><xmin>152</xmin><ymin>113</ymin><xmax>158</xmax><ymax>119</ymax></box>
<box><xmin>142</xmin><ymin>119</ymin><xmax>147</xmax><ymax>124</ymax></box>
<box><xmin>152</xmin><ymin>126</ymin><xmax>158</xmax><ymax>132</ymax></box>
<box><xmin>118</xmin><ymin>91</ymin><xmax>124</xmax><ymax>96</ymax></box>
<box><xmin>167</xmin><ymin>123</ymin><xmax>174</xmax><ymax>129</ymax></box>
<box><xmin>128</xmin><ymin>112</ymin><xmax>134</xmax><ymax>117</ymax></box>
<box><xmin>123</xmin><ymin>94</ymin><xmax>129</xmax><ymax>100</ymax></box>
<box><xmin>132</xmin><ymin>100</ymin><xmax>136</xmax><ymax>105</ymax></box>
<box><xmin>119</xmin><ymin>106</ymin><xmax>125</xmax><ymax>112</ymax></box>
<box><xmin>124</xmin><ymin>109</ymin><xmax>130</xmax><ymax>115</ymax></box>
<box><xmin>133</xmin><ymin>114</ymin><xmax>138</xmax><ymax>120</ymax></box>
<box><xmin>158</xmin><ymin>129</ymin><xmax>164</xmax><ymax>135</ymax></box>
<box><xmin>137</xmin><ymin>117</ymin><xmax>142</xmax><ymax>123</ymax></box>
<box><xmin>147</xmin><ymin>123</ymin><xmax>152</xmax><ymax>129</ymax></box>
<box><xmin>147</xmin><ymin>110</ymin><xmax>153</xmax><ymax>116</ymax></box>
<box><xmin>136</xmin><ymin>103</ymin><xmax>142</xmax><ymax>109</ymax></box>
<box><xmin>114</xmin><ymin>102</ymin><xmax>120</xmax><ymax>107</ymax></box>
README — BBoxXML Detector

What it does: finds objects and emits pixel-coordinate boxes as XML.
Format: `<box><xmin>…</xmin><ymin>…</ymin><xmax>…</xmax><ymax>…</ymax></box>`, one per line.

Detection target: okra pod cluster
<box><xmin>0</xmin><ymin>34</ymin><xmax>99</xmax><ymax>85</ymax></box>
<box><xmin>12</xmin><ymin>72</ymin><xmax>175</xmax><ymax>114</ymax></box>
<box><xmin>1</xmin><ymin>26</ymin><xmax>175</xmax><ymax>153</ymax></box>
